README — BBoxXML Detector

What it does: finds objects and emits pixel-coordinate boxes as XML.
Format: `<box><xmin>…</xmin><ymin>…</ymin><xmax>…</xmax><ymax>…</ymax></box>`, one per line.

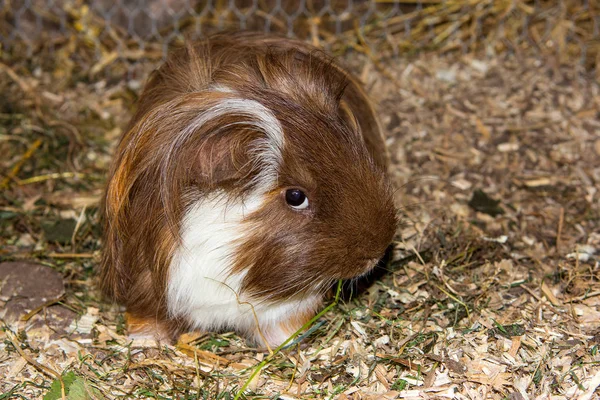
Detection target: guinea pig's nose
<box><xmin>364</xmin><ymin>243</ymin><xmax>394</xmax><ymax>269</ymax></box>
<box><xmin>365</xmin><ymin>257</ymin><xmax>380</xmax><ymax>270</ymax></box>
<box><xmin>360</xmin><ymin>255</ymin><xmax>385</xmax><ymax>273</ymax></box>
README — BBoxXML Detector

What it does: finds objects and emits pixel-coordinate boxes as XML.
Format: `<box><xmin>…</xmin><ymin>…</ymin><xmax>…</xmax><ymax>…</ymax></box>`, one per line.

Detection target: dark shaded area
<box><xmin>468</xmin><ymin>189</ymin><xmax>505</xmax><ymax>217</ymax></box>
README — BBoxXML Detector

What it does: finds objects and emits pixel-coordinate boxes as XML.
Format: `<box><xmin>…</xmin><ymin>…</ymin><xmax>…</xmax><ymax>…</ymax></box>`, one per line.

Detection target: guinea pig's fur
<box><xmin>100</xmin><ymin>32</ymin><xmax>397</xmax><ymax>347</ymax></box>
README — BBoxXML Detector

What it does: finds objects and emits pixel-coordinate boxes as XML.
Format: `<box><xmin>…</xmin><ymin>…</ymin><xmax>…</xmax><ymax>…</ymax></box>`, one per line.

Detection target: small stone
<box><xmin>470</xmin><ymin>59</ymin><xmax>489</xmax><ymax>74</ymax></box>
<box><xmin>451</xmin><ymin>178</ymin><xmax>472</xmax><ymax>190</ymax></box>
<box><xmin>566</xmin><ymin>252</ymin><xmax>591</xmax><ymax>262</ymax></box>
<box><xmin>128</xmin><ymin>79</ymin><xmax>142</xmax><ymax>91</ymax></box>
<box><xmin>436</xmin><ymin>68</ymin><xmax>456</xmax><ymax>83</ymax></box>
<box><xmin>566</xmin><ymin>245</ymin><xmax>596</xmax><ymax>262</ymax></box>
<box><xmin>374</xmin><ymin>335</ymin><xmax>390</xmax><ymax>347</ymax></box>
<box><xmin>16</xmin><ymin>233</ymin><xmax>35</xmax><ymax>247</ymax></box>
<box><xmin>497</xmin><ymin>142</ymin><xmax>519</xmax><ymax>152</ymax></box>
<box><xmin>0</xmin><ymin>262</ymin><xmax>65</xmax><ymax>322</ymax></box>
<box><xmin>483</xmin><ymin>235</ymin><xmax>508</xmax><ymax>244</ymax></box>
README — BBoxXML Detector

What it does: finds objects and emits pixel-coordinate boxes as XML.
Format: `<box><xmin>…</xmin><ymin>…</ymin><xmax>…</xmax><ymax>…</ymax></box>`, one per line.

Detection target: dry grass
<box><xmin>1</xmin><ymin>0</ymin><xmax>598</xmax><ymax>73</ymax></box>
<box><xmin>1</xmin><ymin>1</ymin><xmax>600</xmax><ymax>399</ymax></box>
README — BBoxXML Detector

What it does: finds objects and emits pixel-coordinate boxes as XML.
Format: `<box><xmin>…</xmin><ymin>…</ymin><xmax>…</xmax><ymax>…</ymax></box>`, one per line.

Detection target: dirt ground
<box><xmin>1</xmin><ymin>45</ymin><xmax>599</xmax><ymax>399</ymax></box>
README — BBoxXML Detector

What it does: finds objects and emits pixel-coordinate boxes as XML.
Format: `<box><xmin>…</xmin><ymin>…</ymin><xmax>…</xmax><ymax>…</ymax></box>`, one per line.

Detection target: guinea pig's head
<box><xmin>233</xmin><ymin>107</ymin><xmax>398</xmax><ymax>301</ymax></box>
<box><xmin>218</xmin><ymin>49</ymin><xmax>398</xmax><ymax>301</ymax></box>
<box><xmin>101</xmin><ymin>38</ymin><xmax>397</xmax><ymax>311</ymax></box>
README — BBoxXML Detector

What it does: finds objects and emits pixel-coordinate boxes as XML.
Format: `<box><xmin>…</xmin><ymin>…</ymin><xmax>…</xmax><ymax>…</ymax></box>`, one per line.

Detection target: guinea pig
<box><xmin>100</xmin><ymin>32</ymin><xmax>397</xmax><ymax>348</ymax></box>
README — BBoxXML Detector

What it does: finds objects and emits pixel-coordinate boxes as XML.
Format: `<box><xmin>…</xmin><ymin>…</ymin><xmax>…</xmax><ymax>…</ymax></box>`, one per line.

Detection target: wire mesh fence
<box><xmin>1</xmin><ymin>0</ymin><xmax>598</xmax><ymax>72</ymax></box>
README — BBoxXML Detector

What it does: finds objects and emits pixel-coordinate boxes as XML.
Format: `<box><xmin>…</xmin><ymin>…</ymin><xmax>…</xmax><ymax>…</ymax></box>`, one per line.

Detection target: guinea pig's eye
<box><xmin>285</xmin><ymin>189</ymin><xmax>309</xmax><ymax>210</ymax></box>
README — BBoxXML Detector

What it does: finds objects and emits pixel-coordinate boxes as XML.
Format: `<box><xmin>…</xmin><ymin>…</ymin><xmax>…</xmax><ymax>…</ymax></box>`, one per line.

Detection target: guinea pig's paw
<box><xmin>255</xmin><ymin>309</ymin><xmax>315</xmax><ymax>349</ymax></box>
<box><xmin>125</xmin><ymin>312</ymin><xmax>172</xmax><ymax>344</ymax></box>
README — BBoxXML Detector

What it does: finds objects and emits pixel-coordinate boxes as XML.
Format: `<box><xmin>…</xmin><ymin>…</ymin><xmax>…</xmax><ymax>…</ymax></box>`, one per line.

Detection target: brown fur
<box><xmin>100</xmin><ymin>31</ymin><xmax>397</xmax><ymax>341</ymax></box>
<box><xmin>125</xmin><ymin>312</ymin><xmax>172</xmax><ymax>341</ymax></box>
<box><xmin>275</xmin><ymin>308</ymin><xmax>315</xmax><ymax>340</ymax></box>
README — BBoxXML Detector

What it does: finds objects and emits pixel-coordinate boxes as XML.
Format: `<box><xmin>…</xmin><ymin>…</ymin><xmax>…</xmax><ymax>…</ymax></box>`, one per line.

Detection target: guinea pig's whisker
<box><xmin>392</xmin><ymin>176</ymin><xmax>451</xmax><ymax>196</ymax></box>
<box><xmin>395</xmin><ymin>199</ymin><xmax>443</xmax><ymax>215</ymax></box>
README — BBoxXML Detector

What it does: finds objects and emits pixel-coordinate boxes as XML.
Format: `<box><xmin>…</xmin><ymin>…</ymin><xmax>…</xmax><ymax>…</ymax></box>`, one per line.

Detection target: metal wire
<box><xmin>1</xmin><ymin>0</ymin><xmax>597</xmax><ymax>69</ymax></box>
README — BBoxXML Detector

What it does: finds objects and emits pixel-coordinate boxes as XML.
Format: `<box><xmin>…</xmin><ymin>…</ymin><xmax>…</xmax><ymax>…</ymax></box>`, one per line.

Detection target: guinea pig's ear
<box><xmin>340</xmin><ymin>82</ymin><xmax>389</xmax><ymax>172</ymax></box>
<box><xmin>191</xmin><ymin>127</ymin><xmax>265</xmax><ymax>190</ymax></box>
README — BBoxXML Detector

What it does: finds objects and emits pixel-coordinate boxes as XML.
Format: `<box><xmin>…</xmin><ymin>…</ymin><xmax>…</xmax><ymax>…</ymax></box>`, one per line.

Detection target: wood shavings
<box><xmin>68</xmin><ymin>307</ymin><xmax>99</xmax><ymax>335</ymax></box>
<box><xmin>1</xmin><ymin>28</ymin><xmax>599</xmax><ymax>399</ymax></box>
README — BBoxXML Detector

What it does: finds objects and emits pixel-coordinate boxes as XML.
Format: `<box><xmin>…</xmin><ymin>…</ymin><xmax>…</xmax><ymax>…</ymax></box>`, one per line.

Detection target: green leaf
<box><xmin>0</xmin><ymin>210</ymin><xmax>17</xmax><ymax>220</ymax></box>
<box><xmin>391</xmin><ymin>378</ymin><xmax>408</xmax><ymax>391</ymax></box>
<box><xmin>43</xmin><ymin>371</ymin><xmax>77</xmax><ymax>400</ymax></box>
<box><xmin>66</xmin><ymin>377</ymin><xmax>104</xmax><ymax>399</ymax></box>
<box><xmin>43</xmin><ymin>372</ymin><xmax>104</xmax><ymax>400</ymax></box>
<box><xmin>199</xmin><ymin>337</ymin><xmax>230</xmax><ymax>351</ymax></box>
<box><xmin>488</xmin><ymin>322</ymin><xmax>526</xmax><ymax>339</ymax></box>
<box><xmin>42</xmin><ymin>218</ymin><xmax>77</xmax><ymax>245</ymax></box>
<box><xmin>0</xmin><ymin>384</ymin><xmax>20</xmax><ymax>400</ymax></box>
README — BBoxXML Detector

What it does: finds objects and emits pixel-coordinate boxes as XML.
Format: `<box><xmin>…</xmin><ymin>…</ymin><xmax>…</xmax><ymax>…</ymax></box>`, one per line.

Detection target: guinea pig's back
<box><xmin>134</xmin><ymin>32</ymin><xmax>388</xmax><ymax>172</ymax></box>
<box><xmin>208</xmin><ymin>32</ymin><xmax>389</xmax><ymax>171</ymax></box>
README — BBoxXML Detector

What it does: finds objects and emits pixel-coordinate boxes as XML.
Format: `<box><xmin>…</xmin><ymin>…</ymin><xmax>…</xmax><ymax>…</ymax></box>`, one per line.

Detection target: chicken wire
<box><xmin>1</xmin><ymin>0</ymin><xmax>598</xmax><ymax>70</ymax></box>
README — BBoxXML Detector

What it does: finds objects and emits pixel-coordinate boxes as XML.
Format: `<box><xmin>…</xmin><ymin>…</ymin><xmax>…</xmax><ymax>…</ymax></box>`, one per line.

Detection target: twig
<box><xmin>6</xmin><ymin>329</ymin><xmax>66</xmax><ymax>399</ymax></box>
<box><xmin>176</xmin><ymin>343</ymin><xmax>231</xmax><ymax>366</ymax></box>
<box><xmin>520</xmin><ymin>284</ymin><xmax>542</xmax><ymax>302</ymax></box>
<box><xmin>0</xmin><ymin>62</ymin><xmax>33</xmax><ymax>93</ymax></box>
<box><xmin>71</xmin><ymin>205</ymin><xmax>87</xmax><ymax>251</ymax></box>
<box><xmin>207</xmin><ymin>278</ymin><xmax>273</xmax><ymax>355</ymax></box>
<box><xmin>284</xmin><ymin>344</ymin><xmax>301</xmax><ymax>392</ymax></box>
<box><xmin>21</xmin><ymin>295</ymin><xmax>65</xmax><ymax>322</ymax></box>
<box><xmin>556</xmin><ymin>207</ymin><xmax>564</xmax><ymax>251</ymax></box>
<box><xmin>434</xmin><ymin>283</ymin><xmax>471</xmax><ymax>322</ymax></box>
<box><xmin>233</xmin><ymin>280</ymin><xmax>343</xmax><ymax>400</ymax></box>
<box><xmin>47</xmin><ymin>252</ymin><xmax>96</xmax><ymax>259</ymax></box>
<box><xmin>1</xmin><ymin>139</ymin><xmax>43</xmax><ymax>189</ymax></box>
<box><xmin>17</xmin><ymin>172</ymin><xmax>87</xmax><ymax>186</ymax></box>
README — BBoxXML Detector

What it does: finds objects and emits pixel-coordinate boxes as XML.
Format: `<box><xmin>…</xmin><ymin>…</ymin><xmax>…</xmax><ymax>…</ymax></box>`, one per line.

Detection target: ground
<box><xmin>0</xmin><ymin>43</ymin><xmax>599</xmax><ymax>399</ymax></box>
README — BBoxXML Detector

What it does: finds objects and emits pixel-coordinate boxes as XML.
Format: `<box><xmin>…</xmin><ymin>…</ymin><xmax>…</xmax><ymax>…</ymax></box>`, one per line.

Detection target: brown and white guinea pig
<box><xmin>100</xmin><ymin>31</ymin><xmax>397</xmax><ymax>347</ymax></box>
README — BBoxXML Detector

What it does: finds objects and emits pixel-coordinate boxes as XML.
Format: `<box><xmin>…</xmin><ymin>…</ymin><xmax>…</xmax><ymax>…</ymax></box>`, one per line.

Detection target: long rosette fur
<box><xmin>100</xmin><ymin>32</ymin><xmax>397</xmax><ymax>345</ymax></box>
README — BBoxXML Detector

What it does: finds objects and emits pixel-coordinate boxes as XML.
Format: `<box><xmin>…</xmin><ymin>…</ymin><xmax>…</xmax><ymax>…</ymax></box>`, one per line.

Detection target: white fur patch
<box><xmin>165</xmin><ymin>94</ymin><xmax>315</xmax><ymax>346</ymax></box>
<box><xmin>210</xmin><ymin>84</ymin><xmax>236</xmax><ymax>93</ymax></box>
<box><xmin>167</xmin><ymin>193</ymin><xmax>321</xmax><ymax>346</ymax></box>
